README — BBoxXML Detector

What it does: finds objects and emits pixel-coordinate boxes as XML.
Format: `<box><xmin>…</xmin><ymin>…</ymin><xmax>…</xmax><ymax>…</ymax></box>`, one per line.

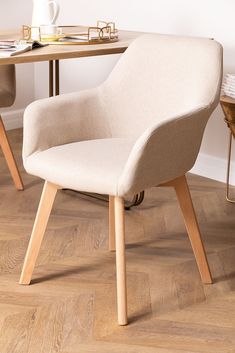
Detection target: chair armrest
<box><xmin>23</xmin><ymin>88</ymin><xmax>110</xmax><ymax>160</ymax></box>
<box><xmin>118</xmin><ymin>105</ymin><xmax>212</xmax><ymax>196</ymax></box>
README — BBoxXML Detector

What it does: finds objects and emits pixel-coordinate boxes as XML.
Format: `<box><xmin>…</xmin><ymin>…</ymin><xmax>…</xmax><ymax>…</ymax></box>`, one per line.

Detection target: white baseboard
<box><xmin>191</xmin><ymin>152</ymin><xmax>235</xmax><ymax>186</ymax></box>
<box><xmin>1</xmin><ymin>109</ymin><xmax>24</xmax><ymax>131</ymax></box>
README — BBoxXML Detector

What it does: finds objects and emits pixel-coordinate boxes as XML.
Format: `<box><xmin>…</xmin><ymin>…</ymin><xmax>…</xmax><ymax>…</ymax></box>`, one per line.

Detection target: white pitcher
<box><xmin>32</xmin><ymin>0</ymin><xmax>60</xmax><ymax>27</ymax></box>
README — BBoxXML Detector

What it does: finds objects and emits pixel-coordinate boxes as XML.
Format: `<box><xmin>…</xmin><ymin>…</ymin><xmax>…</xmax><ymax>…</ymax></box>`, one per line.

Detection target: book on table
<box><xmin>0</xmin><ymin>40</ymin><xmax>47</xmax><ymax>57</ymax></box>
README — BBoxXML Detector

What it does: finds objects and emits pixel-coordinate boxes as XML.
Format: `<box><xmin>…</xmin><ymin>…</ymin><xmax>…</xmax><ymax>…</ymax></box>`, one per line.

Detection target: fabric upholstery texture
<box><xmin>23</xmin><ymin>34</ymin><xmax>223</xmax><ymax>197</ymax></box>
<box><xmin>25</xmin><ymin>138</ymin><xmax>135</xmax><ymax>195</ymax></box>
<box><xmin>0</xmin><ymin>65</ymin><xmax>16</xmax><ymax>108</ymax></box>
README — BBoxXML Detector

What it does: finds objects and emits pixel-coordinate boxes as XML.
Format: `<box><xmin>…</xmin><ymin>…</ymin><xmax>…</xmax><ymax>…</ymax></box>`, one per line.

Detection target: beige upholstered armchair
<box><xmin>0</xmin><ymin>65</ymin><xmax>23</xmax><ymax>190</ymax></box>
<box><xmin>20</xmin><ymin>34</ymin><xmax>223</xmax><ymax>325</ymax></box>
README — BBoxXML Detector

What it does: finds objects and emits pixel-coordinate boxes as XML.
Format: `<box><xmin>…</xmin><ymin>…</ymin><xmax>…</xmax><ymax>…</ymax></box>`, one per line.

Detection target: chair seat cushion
<box><xmin>24</xmin><ymin>138</ymin><xmax>135</xmax><ymax>195</ymax></box>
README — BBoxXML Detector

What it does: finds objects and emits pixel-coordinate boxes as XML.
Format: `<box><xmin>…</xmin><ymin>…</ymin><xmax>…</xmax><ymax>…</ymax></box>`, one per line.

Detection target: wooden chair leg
<box><xmin>0</xmin><ymin>115</ymin><xmax>24</xmax><ymax>190</ymax></box>
<box><xmin>163</xmin><ymin>175</ymin><xmax>212</xmax><ymax>284</ymax></box>
<box><xmin>114</xmin><ymin>196</ymin><xmax>128</xmax><ymax>325</ymax></box>
<box><xmin>19</xmin><ymin>181</ymin><xmax>59</xmax><ymax>285</ymax></box>
<box><xmin>109</xmin><ymin>195</ymin><xmax>116</xmax><ymax>251</ymax></box>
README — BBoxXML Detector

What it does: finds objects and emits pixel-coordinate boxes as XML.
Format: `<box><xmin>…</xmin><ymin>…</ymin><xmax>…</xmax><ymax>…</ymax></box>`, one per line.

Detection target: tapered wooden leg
<box><xmin>114</xmin><ymin>196</ymin><xmax>128</xmax><ymax>325</ymax></box>
<box><xmin>163</xmin><ymin>175</ymin><xmax>212</xmax><ymax>284</ymax></box>
<box><xmin>109</xmin><ymin>196</ymin><xmax>116</xmax><ymax>251</ymax></box>
<box><xmin>20</xmin><ymin>181</ymin><xmax>59</xmax><ymax>285</ymax></box>
<box><xmin>0</xmin><ymin>115</ymin><xmax>23</xmax><ymax>190</ymax></box>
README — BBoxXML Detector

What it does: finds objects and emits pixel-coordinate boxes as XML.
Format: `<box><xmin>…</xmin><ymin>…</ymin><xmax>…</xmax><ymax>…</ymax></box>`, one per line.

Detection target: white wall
<box><xmin>2</xmin><ymin>0</ymin><xmax>235</xmax><ymax>184</ymax></box>
<box><xmin>0</xmin><ymin>0</ymin><xmax>34</xmax><ymax>129</ymax></box>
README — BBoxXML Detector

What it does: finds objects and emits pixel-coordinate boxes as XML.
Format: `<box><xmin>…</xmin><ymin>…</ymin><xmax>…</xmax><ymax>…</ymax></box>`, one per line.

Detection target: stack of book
<box><xmin>222</xmin><ymin>74</ymin><xmax>235</xmax><ymax>99</ymax></box>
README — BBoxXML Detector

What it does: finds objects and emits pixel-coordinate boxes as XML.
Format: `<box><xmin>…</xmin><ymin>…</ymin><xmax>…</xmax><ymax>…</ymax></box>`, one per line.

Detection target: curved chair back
<box><xmin>102</xmin><ymin>34</ymin><xmax>222</xmax><ymax>139</ymax></box>
<box><xmin>0</xmin><ymin>65</ymin><xmax>16</xmax><ymax>108</ymax></box>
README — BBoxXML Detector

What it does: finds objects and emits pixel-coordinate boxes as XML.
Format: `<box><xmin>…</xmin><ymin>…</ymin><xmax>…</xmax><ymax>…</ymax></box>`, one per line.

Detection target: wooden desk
<box><xmin>0</xmin><ymin>29</ymin><xmax>142</xmax><ymax>65</ymax></box>
<box><xmin>0</xmin><ymin>28</ymin><xmax>142</xmax><ymax>95</ymax></box>
<box><xmin>0</xmin><ymin>28</ymin><xmax>142</xmax><ymax>96</ymax></box>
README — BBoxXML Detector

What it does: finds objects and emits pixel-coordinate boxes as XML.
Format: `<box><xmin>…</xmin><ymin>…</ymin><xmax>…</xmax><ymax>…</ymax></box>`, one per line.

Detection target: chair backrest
<box><xmin>0</xmin><ymin>65</ymin><xmax>16</xmax><ymax>108</ymax></box>
<box><xmin>101</xmin><ymin>34</ymin><xmax>222</xmax><ymax>139</ymax></box>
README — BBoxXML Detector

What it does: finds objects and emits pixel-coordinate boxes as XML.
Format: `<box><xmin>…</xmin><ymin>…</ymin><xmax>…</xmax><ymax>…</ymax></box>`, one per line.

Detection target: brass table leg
<box><xmin>55</xmin><ymin>60</ymin><xmax>60</xmax><ymax>95</ymax></box>
<box><xmin>49</xmin><ymin>60</ymin><xmax>54</xmax><ymax>97</ymax></box>
<box><xmin>49</xmin><ymin>60</ymin><xmax>60</xmax><ymax>97</ymax></box>
<box><xmin>226</xmin><ymin>131</ymin><xmax>235</xmax><ymax>203</ymax></box>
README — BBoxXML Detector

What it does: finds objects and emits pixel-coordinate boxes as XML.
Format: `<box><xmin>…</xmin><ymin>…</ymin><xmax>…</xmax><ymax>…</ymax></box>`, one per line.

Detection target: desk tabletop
<box><xmin>0</xmin><ymin>28</ymin><xmax>143</xmax><ymax>65</ymax></box>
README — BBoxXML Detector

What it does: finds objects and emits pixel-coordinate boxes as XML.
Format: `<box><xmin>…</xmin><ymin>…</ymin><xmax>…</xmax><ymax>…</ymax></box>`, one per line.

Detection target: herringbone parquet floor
<box><xmin>0</xmin><ymin>129</ymin><xmax>235</xmax><ymax>353</ymax></box>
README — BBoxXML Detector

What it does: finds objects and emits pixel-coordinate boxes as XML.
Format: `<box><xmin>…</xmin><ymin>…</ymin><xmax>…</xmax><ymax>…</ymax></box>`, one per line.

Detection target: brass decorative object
<box><xmin>22</xmin><ymin>21</ymin><xmax>118</xmax><ymax>45</ymax></box>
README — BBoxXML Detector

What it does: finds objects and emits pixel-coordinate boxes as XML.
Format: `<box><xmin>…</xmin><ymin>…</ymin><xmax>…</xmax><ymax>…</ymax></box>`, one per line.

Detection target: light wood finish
<box><xmin>161</xmin><ymin>175</ymin><xmax>212</xmax><ymax>284</ymax></box>
<box><xmin>0</xmin><ymin>115</ymin><xmax>23</xmax><ymax>190</ymax></box>
<box><xmin>0</xmin><ymin>29</ymin><xmax>143</xmax><ymax>65</ymax></box>
<box><xmin>114</xmin><ymin>196</ymin><xmax>127</xmax><ymax>325</ymax></box>
<box><xmin>109</xmin><ymin>196</ymin><xmax>116</xmax><ymax>251</ymax></box>
<box><xmin>2</xmin><ymin>129</ymin><xmax>235</xmax><ymax>351</ymax></box>
<box><xmin>20</xmin><ymin>181</ymin><xmax>59</xmax><ymax>285</ymax></box>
